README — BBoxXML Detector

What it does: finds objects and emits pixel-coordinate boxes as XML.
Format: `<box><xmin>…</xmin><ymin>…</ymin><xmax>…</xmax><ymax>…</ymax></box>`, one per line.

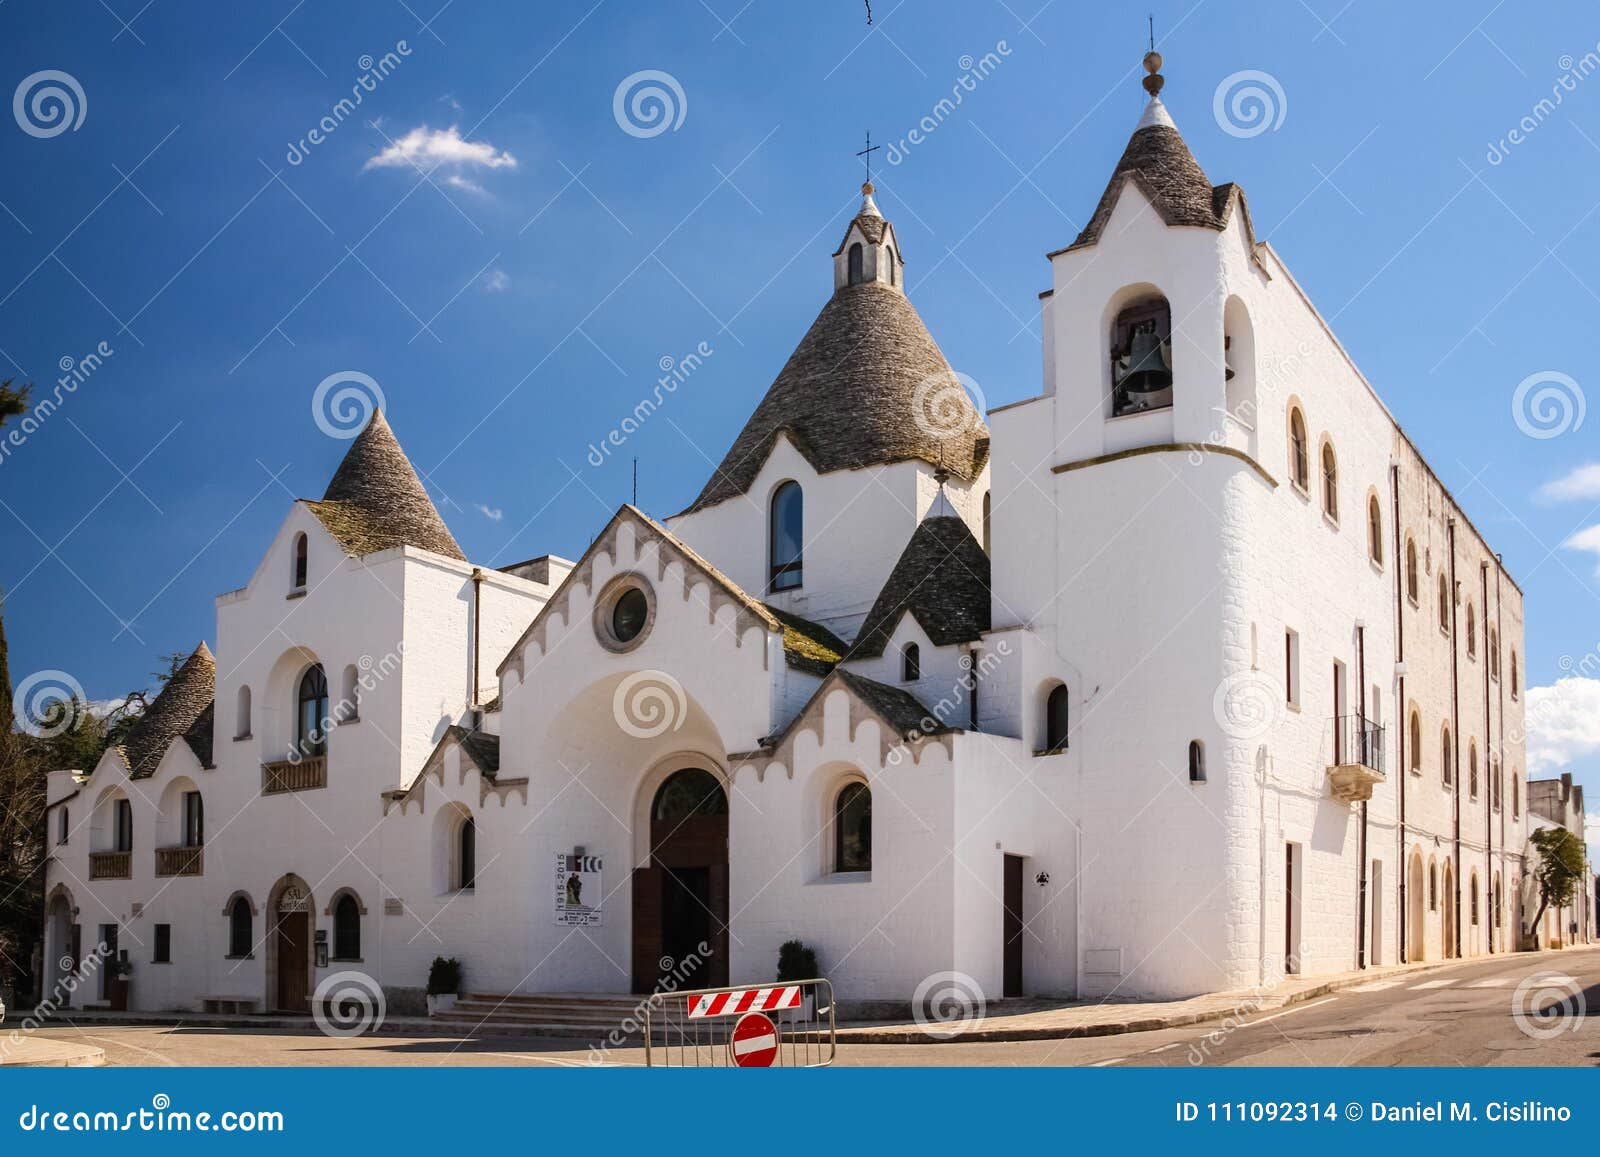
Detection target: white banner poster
<box><xmin>554</xmin><ymin>853</ymin><xmax>603</xmax><ymax>926</ymax></box>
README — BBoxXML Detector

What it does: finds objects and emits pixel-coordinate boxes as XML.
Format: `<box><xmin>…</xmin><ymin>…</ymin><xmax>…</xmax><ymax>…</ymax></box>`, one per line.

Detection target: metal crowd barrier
<box><xmin>643</xmin><ymin>978</ymin><xmax>835</xmax><ymax>1067</ymax></box>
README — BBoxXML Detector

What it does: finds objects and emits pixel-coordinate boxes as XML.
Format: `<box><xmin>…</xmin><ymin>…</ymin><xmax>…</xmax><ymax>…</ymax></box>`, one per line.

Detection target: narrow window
<box><xmin>901</xmin><ymin>643</ymin><xmax>920</xmax><ymax>683</ymax></box>
<box><xmin>228</xmin><ymin>897</ymin><xmax>253</xmax><ymax>958</ymax></box>
<box><xmin>182</xmin><ymin>790</ymin><xmax>204</xmax><ymax>847</ymax></box>
<box><xmin>1406</xmin><ymin>539</ymin><xmax>1419</xmax><ymax>603</ymax></box>
<box><xmin>982</xmin><ymin>490</ymin><xmax>991</xmax><ymax>556</ymax></box>
<box><xmin>1367</xmin><ymin>496</ymin><xmax>1383</xmax><ymax>563</ymax></box>
<box><xmin>1468</xmin><ymin>744</ymin><xmax>1479</xmax><ymax>800</ymax></box>
<box><xmin>458</xmin><ymin>818</ymin><xmax>476</xmax><ymax>891</ymax></box>
<box><xmin>292</xmin><ymin>533</ymin><xmax>308</xmax><ymax>590</ymax></box>
<box><xmin>114</xmin><ymin>798</ymin><xmax>133</xmax><ymax>852</ymax></box>
<box><xmin>342</xmin><ymin>664</ymin><xmax>360</xmax><ymax>722</ymax></box>
<box><xmin>1429</xmin><ymin>864</ymin><xmax>1438</xmax><ymax>911</ymax></box>
<box><xmin>1512</xmin><ymin>774</ymin><xmax>1520</xmax><ymax>817</ymax></box>
<box><xmin>1510</xmin><ymin>652</ymin><xmax>1519</xmax><ymax>699</ymax></box>
<box><xmin>235</xmin><ymin>684</ymin><xmax>251</xmax><ymax>739</ymax></box>
<box><xmin>885</xmin><ymin>247</ymin><xmax>897</xmax><ymax>286</ymax></box>
<box><xmin>1493</xmin><ymin>759</ymin><xmax>1502</xmax><ymax>812</ymax></box>
<box><xmin>1441</xmin><ymin>727</ymin><xmax>1453</xmax><ymax>787</ymax></box>
<box><xmin>1188</xmin><ymin>740</ymin><xmax>1206</xmax><ymax>783</ymax></box>
<box><xmin>154</xmin><ymin>924</ymin><xmax>171</xmax><ymax>964</ymax></box>
<box><xmin>1044</xmin><ymin>684</ymin><xmax>1070</xmax><ymax>751</ymax></box>
<box><xmin>1409</xmin><ymin>711</ymin><xmax>1422</xmax><ymax>773</ymax></box>
<box><xmin>297</xmin><ymin>665</ymin><xmax>329</xmax><ymax>757</ymax></box>
<box><xmin>847</xmin><ymin>243</ymin><xmax>863</xmax><ymax>285</ymax></box>
<box><xmin>1466</xmin><ymin>602</ymin><xmax>1477</xmax><ymax>657</ymax></box>
<box><xmin>1490</xmin><ymin>628</ymin><xmax>1500</xmax><ymax>679</ymax></box>
<box><xmin>768</xmin><ymin>481</ymin><xmax>803</xmax><ymax>591</ymax></box>
<box><xmin>1438</xmin><ymin>573</ymin><xmax>1451</xmax><ymax>633</ymax></box>
<box><xmin>1288</xmin><ymin>408</ymin><xmax>1308</xmax><ymax>490</ymax></box>
<box><xmin>1284</xmin><ymin>628</ymin><xmax>1301</xmax><ymax>708</ymax></box>
<box><xmin>834</xmin><ymin>782</ymin><xmax>872</xmax><ymax>872</ymax></box>
<box><xmin>1471</xmin><ymin>877</ymin><xmax>1480</xmax><ymax>925</ymax></box>
<box><xmin>58</xmin><ymin>806</ymin><xmax>68</xmax><ymax>845</ymax></box>
<box><xmin>1321</xmin><ymin>442</ymin><xmax>1338</xmax><ymax>519</ymax></box>
<box><xmin>333</xmin><ymin>894</ymin><xmax>361</xmax><ymax>960</ymax></box>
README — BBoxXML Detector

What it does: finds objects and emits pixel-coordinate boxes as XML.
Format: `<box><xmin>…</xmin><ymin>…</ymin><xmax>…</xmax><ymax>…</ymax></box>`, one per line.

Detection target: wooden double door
<box><xmin>632</xmin><ymin>769</ymin><xmax>730</xmax><ymax>994</ymax></box>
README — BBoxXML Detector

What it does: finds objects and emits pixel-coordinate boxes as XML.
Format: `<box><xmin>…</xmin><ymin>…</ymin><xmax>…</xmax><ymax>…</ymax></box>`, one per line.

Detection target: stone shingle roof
<box><xmin>120</xmin><ymin>642</ymin><xmax>215</xmax><ymax>779</ymax></box>
<box><xmin>848</xmin><ymin>514</ymin><xmax>991</xmax><ymax>659</ymax></box>
<box><xmin>305</xmin><ymin>411</ymin><xmax>465</xmax><ymax>561</ymax></box>
<box><xmin>681</xmin><ymin>282</ymin><xmax>988</xmax><ymax>514</ymax></box>
<box><xmin>450</xmin><ymin>725</ymin><xmax>500</xmax><ymax>776</ymax></box>
<box><xmin>763</xmin><ymin>604</ymin><xmax>847</xmax><ymax>678</ymax></box>
<box><xmin>835</xmin><ymin>668</ymin><xmax>955</xmax><ymax>738</ymax></box>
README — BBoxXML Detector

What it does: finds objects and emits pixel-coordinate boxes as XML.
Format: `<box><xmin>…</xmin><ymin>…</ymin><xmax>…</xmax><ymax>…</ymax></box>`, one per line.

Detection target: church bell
<box><xmin>1118</xmin><ymin>322</ymin><xmax>1172</xmax><ymax>400</ymax></box>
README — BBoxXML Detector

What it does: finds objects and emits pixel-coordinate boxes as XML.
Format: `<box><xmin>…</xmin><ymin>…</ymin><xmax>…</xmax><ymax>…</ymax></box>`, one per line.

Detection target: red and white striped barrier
<box><xmin>686</xmin><ymin>984</ymin><xmax>803</xmax><ymax>1020</ymax></box>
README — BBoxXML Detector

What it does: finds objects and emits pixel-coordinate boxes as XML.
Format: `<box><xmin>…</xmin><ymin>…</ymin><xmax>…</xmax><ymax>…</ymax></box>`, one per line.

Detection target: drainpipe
<box><xmin>1448</xmin><ymin>518</ymin><xmax>1463</xmax><ymax>957</ymax></box>
<box><xmin>1357</xmin><ymin>622</ymin><xmax>1368</xmax><ymax>969</ymax></box>
<box><xmin>471</xmin><ymin>567</ymin><xmax>485</xmax><ymax>722</ymax></box>
<box><xmin>1391</xmin><ymin>465</ymin><xmax>1408</xmax><ymax>963</ymax></box>
<box><xmin>967</xmin><ymin>646</ymin><xmax>980</xmax><ymax>731</ymax></box>
<box><xmin>1481</xmin><ymin>561</ymin><xmax>1493</xmax><ymax>953</ymax></box>
<box><xmin>1494</xmin><ymin>559</ymin><xmax>1506</xmax><ymax>946</ymax></box>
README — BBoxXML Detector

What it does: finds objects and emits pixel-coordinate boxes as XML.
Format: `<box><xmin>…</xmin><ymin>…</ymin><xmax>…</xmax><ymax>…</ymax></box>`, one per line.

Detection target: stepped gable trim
<box><xmin>727</xmin><ymin>667</ymin><xmax>956</xmax><ymax>781</ymax></box>
<box><xmin>383</xmin><ymin>726</ymin><xmax>525</xmax><ymax>815</ymax></box>
<box><xmin>495</xmin><ymin>505</ymin><xmax>783</xmax><ymax>682</ymax></box>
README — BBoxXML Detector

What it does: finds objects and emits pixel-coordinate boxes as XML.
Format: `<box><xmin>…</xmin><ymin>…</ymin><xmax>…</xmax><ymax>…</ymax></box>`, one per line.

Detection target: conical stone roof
<box><xmin>306</xmin><ymin>411</ymin><xmax>465</xmax><ymax>561</ymax></box>
<box><xmin>847</xmin><ymin>510</ymin><xmax>991</xmax><ymax>659</ymax></box>
<box><xmin>121</xmin><ymin>641</ymin><xmax>215</xmax><ymax>779</ymax></box>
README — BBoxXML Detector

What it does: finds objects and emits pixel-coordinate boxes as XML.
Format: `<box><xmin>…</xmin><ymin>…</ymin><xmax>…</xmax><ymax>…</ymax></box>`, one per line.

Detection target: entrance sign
<box><xmin>728</xmin><ymin>1011</ymin><xmax>779</xmax><ymax>1067</ymax></box>
<box><xmin>687</xmin><ymin>984</ymin><xmax>802</xmax><ymax>1019</ymax></box>
<box><xmin>554</xmin><ymin>852</ymin><xmax>603</xmax><ymax>926</ymax></box>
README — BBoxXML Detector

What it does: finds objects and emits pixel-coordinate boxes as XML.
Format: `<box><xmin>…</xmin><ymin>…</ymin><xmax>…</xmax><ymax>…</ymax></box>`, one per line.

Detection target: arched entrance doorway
<box><xmin>1407</xmin><ymin>852</ymin><xmax>1426</xmax><ymax>962</ymax></box>
<box><xmin>266</xmin><ymin>875</ymin><xmax>314</xmax><ymax>1012</ymax></box>
<box><xmin>44</xmin><ymin>886</ymin><xmax>79</xmax><ymax>1001</ymax></box>
<box><xmin>632</xmin><ymin>768</ymin><xmax>729</xmax><ymax>993</ymax></box>
<box><xmin>1441</xmin><ymin>862</ymin><xmax>1457</xmax><ymax>959</ymax></box>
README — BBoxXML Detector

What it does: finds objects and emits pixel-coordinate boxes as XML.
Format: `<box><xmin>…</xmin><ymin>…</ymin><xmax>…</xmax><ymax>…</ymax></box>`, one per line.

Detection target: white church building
<box><xmin>42</xmin><ymin>57</ymin><xmax>1529</xmax><ymax>1017</ymax></box>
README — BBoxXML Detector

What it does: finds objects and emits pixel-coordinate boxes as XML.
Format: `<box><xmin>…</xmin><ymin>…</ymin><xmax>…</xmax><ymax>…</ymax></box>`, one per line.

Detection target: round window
<box><xmin>611</xmin><ymin>587</ymin><xmax>649</xmax><ymax>643</ymax></box>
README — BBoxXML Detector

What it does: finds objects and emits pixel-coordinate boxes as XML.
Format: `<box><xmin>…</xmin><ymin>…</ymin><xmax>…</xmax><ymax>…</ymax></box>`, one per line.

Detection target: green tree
<box><xmin>0</xmin><ymin>379</ymin><xmax>28</xmax><ymax>427</ymax></box>
<box><xmin>1526</xmin><ymin>827</ymin><xmax>1587</xmax><ymax>947</ymax></box>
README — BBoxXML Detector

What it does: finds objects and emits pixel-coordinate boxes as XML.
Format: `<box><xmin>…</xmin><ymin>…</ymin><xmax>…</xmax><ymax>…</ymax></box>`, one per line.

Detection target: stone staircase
<box><xmin>427</xmin><ymin>993</ymin><xmax>653</xmax><ymax>1040</ymax></box>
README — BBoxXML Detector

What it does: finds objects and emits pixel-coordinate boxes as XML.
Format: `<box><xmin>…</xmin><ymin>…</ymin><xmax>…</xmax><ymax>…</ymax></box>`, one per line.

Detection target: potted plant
<box><xmin>107</xmin><ymin>955</ymin><xmax>133</xmax><ymax>1012</ymax></box>
<box><xmin>426</xmin><ymin>957</ymin><xmax>462</xmax><ymax>1016</ymax></box>
<box><xmin>775</xmin><ymin>940</ymin><xmax>820</xmax><ymax>1022</ymax></box>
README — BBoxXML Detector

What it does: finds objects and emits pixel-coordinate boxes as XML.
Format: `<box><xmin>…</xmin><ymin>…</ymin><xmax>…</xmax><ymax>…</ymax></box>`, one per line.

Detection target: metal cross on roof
<box><xmin>856</xmin><ymin>131</ymin><xmax>880</xmax><ymax>184</ymax></box>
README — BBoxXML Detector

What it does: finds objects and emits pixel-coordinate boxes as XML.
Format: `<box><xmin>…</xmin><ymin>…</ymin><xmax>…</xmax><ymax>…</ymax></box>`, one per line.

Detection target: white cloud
<box><xmin>1539</xmin><ymin>462</ymin><xmax>1600</xmax><ymax>502</ymax></box>
<box><xmin>474</xmin><ymin>503</ymin><xmax>504</xmax><ymax>522</ymax></box>
<box><xmin>482</xmin><ymin>269</ymin><xmax>510</xmax><ymax>292</ymax></box>
<box><xmin>441</xmin><ymin>173</ymin><xmax>487</xmax><ymax>195</ymax></box>
<box><xmin>1526</xmin><ymin>676</ymin><xmax>1600</xmax><ymax>772</ymax></box>
<box><xmin>364</xmin><ymin>125</ymin><xmax>517</xmax><ymax>173</ymax></box>
<box><xmin>1563</xmin><ymin>524</ymin><xmax>1600</xmax><ymax>577</ymax></box>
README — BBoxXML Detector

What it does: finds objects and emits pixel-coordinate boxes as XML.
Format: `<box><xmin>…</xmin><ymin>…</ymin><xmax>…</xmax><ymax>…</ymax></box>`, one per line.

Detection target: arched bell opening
<box><xmin>1109</xmin><ymin>292</ymin><xmax>1173</xmax><ymax>417</ymax></box>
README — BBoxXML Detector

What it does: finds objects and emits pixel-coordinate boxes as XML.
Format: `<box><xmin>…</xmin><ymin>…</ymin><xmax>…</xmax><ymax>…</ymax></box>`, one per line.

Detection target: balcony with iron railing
<box><xmin>1327</xmin><ymin>714</ymin><xmax>1386</xmax><ymax>803</ymax></box>
<box><xmin>88</xmin><ymin>850</ymin><xmax>132</xmax><ymax>880</ymax></box>
<box><xmin>154</xmin><ymin>845</ymin><xmax>204</xmax><ymax>877</ymax></box>
<box><xmin>261</xmin><ymin>755</ymin><xmax>327</xmax><ymax>796</ymax></box>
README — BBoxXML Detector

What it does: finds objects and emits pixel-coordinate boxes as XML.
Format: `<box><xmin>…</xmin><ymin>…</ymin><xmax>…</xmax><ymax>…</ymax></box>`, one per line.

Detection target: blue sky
<box><xmin>1</xmin><ymin>0</ymin><xmax>1597</xmax><ymax>830</ymax></box>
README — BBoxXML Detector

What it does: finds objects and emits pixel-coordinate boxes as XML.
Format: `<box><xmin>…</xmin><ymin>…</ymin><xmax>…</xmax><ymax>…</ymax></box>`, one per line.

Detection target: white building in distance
<box><xmin>43</xmin><ymin>56</ymin><xmax>1529</xmax><ymax>1017</ymax></box>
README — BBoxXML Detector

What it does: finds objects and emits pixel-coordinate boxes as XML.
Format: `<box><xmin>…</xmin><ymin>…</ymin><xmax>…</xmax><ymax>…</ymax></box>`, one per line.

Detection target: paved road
<box><xmin>18</xmin><ymin>948</ymin><xmax>1600</xmax><ymax>1067</ymax></box>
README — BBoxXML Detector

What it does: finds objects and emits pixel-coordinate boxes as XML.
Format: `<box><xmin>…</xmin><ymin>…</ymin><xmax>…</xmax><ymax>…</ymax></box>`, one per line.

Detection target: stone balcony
<box><xmin>1327</xmin><ymin>714</ymin><xmax>1386</xmax><ymax>804</ymax></box>
<box><xmin>261</xmin><ymin>755</ymin><xmax>327</xmax><ymax>796</ymax></box>
<box><xmin>88</xmin><ymin>851</ymin><xmax>131</xmax><ymax>880</ymax></box>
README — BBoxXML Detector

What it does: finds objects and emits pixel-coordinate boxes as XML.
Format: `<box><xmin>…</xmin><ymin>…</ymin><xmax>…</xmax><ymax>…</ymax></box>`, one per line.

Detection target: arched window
<box><xmin>1409</xmin><ymin>710</ymin><xmax>1422</xmax><ymax>773</ymax></box>
<box><xmin>457</xmin><ymin>818</ymin><xmax>476</xmax><ymax>891</ymax></box>
<box><xmin>333</xmin><ymin>893</ymin><xmax>361</xmax><ymax>960</ymax></box>
<box><xmin>235</xmin><ymin>684</ymin><xmax>252</xmax><ymax>739</ymax></box>
<box><xmin>292</xmin><ymin>533</ymin><xmax>308</xmax><ymax>590</ymax></box>
<box><xmin>1043</xmin><ymin>684</ymin><xmax>1070</xmax><ymax>752</ymax></box>
<box><xmin>297</xmin><ymin>665</ymin><xmax>329</xmax><ymax>757</ymax></box>
<box><xmin>1512</xmin><ymin>773</ymin><xmax>1520</xmax><ymax>817</ymax></box>
<box><xmin>901</xmin><ymin>643</ymin><xmax>920</xmax><ymax>683</ymax></box>
<box><xmin>885</xmin><ymin>247</ymin><xmax>897</xmax><ymax>286</ymax></box>
<box><xmin>1494</xmin><ymin>874</ymin><xmax>1503</xmax><ymax>927</ymax></box>
<box><xmin>982</xmin><ymin>490</ymin><xmax>991</xmax><ymax>555</ymax></box>
<box><xmin>834</xmin><ymin>782</ymin><xmax>872</xmax><ymax>873</ymax></box>
<box><xmin>1288</xmin><ymin>408</ymin><xmax>1309</xmax><ymax>490</ymax></box>
<box><xmin>1438</xmin><ymin>573</ymin><xmax>1451</xmax><ymax>633</ymax></box>
<box><xmin>1468</xmin><ymin>743</ymin><xmax>1479</xmax><ymax>799</ymax></box>
<box><xmin>1490</xmin><ymin>627</ymin><xmax>1500</xmax><ymax>679</ymax></box>
<box><xmin>654</xmin><ymin>769</ymin><xmax>727</xmax><ymax>820</ymax></box>
<box><xmin>1470</xmin><ymin>873</ymin><xmax>1480</xmax><ymax>925</ymax></box>
<box><xmin>341</xmin><ymin>664</ymin><xmax>360</xmax><ymax>722</ymax></box>
<box><xmin>1367</xmin><ymin>495</ymin><xmax>1383</xmax><ymax>563</ymax></box>
<box><xmin>1320</xmin><ymin>442</ymin><xmax>1338</xmax><ymax>519</ymax></box>
<box><xmin>1188</xmin><ymin>740</ymin><xmax>1206</xmax><ymax>783</ymax></box>
<box><xmin>1441</xmin><ymin>727</ymin><xmax>1453</xmax><ymax>787</ymax></box>
<box><xmin>1429</xmin><ymin>863</ymin><xmax>1438</xmax><ymax>910</ymax></box>
<box><xmin>1405</xmin><ymin>538</ymin><xmax>1419</xmax><ymax>603</ymax></box>
<box><xmin>847</xmin><ymin>243</ymin><xmax>864</xmax><ymax>285</ymax></box>
<box><xmin>1493</xmin><ymin>758</ymin><xmax>1502</xmax><ymax>811</ymax></box>
<box><xmin>1510</xmin><ymin>651</ymin><xmax>1519</xmax><ymax>699</ymax></box>
<box><xmin>1466</xmin><ymin>602</ymin><xmax>1477</xmax><ymax>657</ymax></box>
<box><xmin>1110</xmin><ymin>295</ymin><xmax>1173</xmax><ymax>417</ymax></box>
<box><xmin>114</xmin><ymin>797</ymin><xmax>133</xmax><ymax>852</ymax></box>
<box><xmin>769</xmin><ymin>481</ymin><xmax>803</xmax><ymax>591</ymax></box>
<box><xmin>228</xmin><ymin>896</ymin><xmax>253</xmax><ymax>958</ymax></box>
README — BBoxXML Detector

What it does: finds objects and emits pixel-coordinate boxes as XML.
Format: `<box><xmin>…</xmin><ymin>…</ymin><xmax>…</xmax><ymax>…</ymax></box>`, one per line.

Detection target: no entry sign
<box><xmin>728</xmin><ymin>1011</ymin><xmax>780</xmax><ymax>1068</ymax></box>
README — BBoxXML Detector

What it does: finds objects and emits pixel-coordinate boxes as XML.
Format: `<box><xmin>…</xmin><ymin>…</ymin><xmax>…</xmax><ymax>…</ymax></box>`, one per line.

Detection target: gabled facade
<box><xmin>45</xmin><ymin>54</ymin><xmax>1527</xmax><ymax>1016</ymax></box>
